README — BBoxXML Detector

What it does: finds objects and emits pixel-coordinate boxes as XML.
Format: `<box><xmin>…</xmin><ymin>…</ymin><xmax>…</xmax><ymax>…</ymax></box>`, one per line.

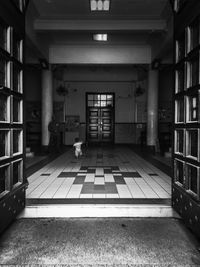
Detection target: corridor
<box><xmin>26</xmin><ymin>147</ymin><xmax>171</xmax><ymax>203</ymax></box>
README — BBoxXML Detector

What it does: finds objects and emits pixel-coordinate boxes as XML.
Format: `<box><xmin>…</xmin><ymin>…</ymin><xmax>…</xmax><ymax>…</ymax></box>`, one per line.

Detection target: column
<box><xmin>146</xmin><ymin>68</ymin><xmax>158</xmax><ymax>152</ymax></box>
<box><xmin>41</xmin><ymin>67</ymin><xmax>53</xmax><ymax>148</ymax></box>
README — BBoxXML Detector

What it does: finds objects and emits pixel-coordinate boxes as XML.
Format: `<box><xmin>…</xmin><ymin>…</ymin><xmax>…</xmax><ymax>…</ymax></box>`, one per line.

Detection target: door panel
<box><xmin>0</xmin><ymin>1</ymin><xmax>26</xmax><ymax>234</ymax></box>
<box><xmin>173</xmin><ymin>0</ymin><xmax>200</xmax><ymax>238</ymax></box>
<box><xmin>86</xmin><ymin>93</ymin><xmax>114</xmax><ymax>143</ymax></box>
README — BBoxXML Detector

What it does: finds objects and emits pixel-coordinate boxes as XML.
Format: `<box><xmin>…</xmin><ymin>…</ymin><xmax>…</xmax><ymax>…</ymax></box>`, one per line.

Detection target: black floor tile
<box><xmin>105</xmin><ymin>183</ymin><xmax>118</xmax><ymax>194</ymax></box>
<box><xmin>122</xmin><ymin>172</ymin><xmax>141</xmax><ymax>177</ymax></box>
<box><xmin>80</xmin><ymin>167</ymin><xmax>88</xmax><ymax>170</ymax></box>
<box><xmin>73</xmin><ymin>176</ymin><xmax>86</xmax><ymax>184</ymax></box>
<box><xmin>58</xmin><ymin>172</ymin><xmax>78</xmax><ymax>178</ymax></box>
<box><xmin>77</xmin><ymin>173</ymin><xmax>87</xmax><ymax>176</ymax></box>
<box><xmin>104</xmin><ymin>170</ymin><xmax>112</xmax><ymax>174</ymax></box>
<box><xmin>111</xmin><ymin>166</ymin><xmax>120</xmax><ymax>171</ymax></box>
<box><xmin>81</xmin><ymin>183</ymin><xmax>94</xmax><ymax>193</ymax></box>
<box><xmin>87</xmin><ymin>169</ymin><xmax>96</xmax><ymax>173</ymax></box>
<box><xmin>114</xmin><ymin>176</ymin><xmax>126</xmax><ymax>184</ymax></box>
<box><xmin>94</xmin><ymin>185</ymin><xmax>105</xmax><ymax>193</ymax></box>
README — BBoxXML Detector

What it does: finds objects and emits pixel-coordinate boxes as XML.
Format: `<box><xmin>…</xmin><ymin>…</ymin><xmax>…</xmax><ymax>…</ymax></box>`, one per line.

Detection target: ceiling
<box><xmin>27</xmin><ymin>0</ymin><xmax>172</xmax><ymax>62</ymax></box>
<box><xmin>33</xmin><ymin>0</ymin><xmax>169</xmax><ymax>19</ymax></box>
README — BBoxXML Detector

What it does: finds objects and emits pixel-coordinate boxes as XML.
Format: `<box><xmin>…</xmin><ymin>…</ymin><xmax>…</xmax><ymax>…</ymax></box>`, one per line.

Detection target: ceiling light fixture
<box><xmin>90</xmin><ymin>0</ymin><xmax>110</xmax><ymax>11</ymax></box>
<box><xmin>93</xmin><ymin>34</ymin><xmax>108</xmax><ymax>41</ymax></box>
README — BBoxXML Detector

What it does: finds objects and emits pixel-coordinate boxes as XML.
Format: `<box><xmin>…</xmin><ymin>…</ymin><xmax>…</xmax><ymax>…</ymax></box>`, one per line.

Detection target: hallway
<box><xmin>26</xmin><ymin>147</ymin><xmax>171</xmax><ymax>203</ymax></box>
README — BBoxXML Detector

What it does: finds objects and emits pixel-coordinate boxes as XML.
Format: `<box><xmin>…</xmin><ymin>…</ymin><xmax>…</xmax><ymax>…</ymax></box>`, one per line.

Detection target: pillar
<box><xmin>41</xmin><ymin>68</ymin><xmax>53</xmax><ymax>148</ymax></box>
<box><xmin>146</xmin><ymin>68</ymin><xmax>158</xmax><ymax>152</ymax></box>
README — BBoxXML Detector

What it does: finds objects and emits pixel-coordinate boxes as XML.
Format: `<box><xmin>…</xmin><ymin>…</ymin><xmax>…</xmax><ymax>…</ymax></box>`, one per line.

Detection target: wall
<box><xmin>158</xmin><ymin>65</ymin><xmax>173</xmax><ymax>123</ymax></box>
<box><xmin>50</xmin><ymin>45</ymin><xmax>151</xmax><ymax>64</ymax></box>
<box><xmin>25</xmin><ymin>65</ymin><xmax>41</xmax><ymax>101</ymax></box>
<box><xmin>25</xmin><ymin>1</ymin><xmax>49</xmax><ymax>61</ymax></box>
<box><xmin>158</xmin><ymin>65</ymin><xmax>173</xmax><ymax>152</ymax></box>
<box><xmin>24</xmin><ymin>65</ymin><xmax>42</xmax><ymax>147</ymax></box>
<box><xmin>53</xmin><ymin>65</ymin><xmax>147</xmax><ymax>143</ymax></box>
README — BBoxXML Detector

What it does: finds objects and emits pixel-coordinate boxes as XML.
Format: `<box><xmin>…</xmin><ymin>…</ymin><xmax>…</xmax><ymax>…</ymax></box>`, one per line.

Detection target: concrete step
<box><xmin>18</xmin><ymin>204</ymin><xmax>180</xmax><ymax>218</ymax></box>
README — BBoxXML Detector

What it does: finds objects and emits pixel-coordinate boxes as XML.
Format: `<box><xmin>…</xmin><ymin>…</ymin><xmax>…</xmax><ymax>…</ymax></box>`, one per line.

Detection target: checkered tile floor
<box><xmin>27</xmin><ymin>147</ymin><xmax>171</xmax><ymax>201</ymax></box>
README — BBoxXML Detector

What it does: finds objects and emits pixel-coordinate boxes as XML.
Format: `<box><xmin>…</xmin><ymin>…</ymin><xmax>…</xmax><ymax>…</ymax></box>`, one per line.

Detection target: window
<box><xmin>12</xmin><ymin>0</ymin><xmax>24</xmax><ymax>12</ymax></box>
<box><xmin>13</xmin><ymin>97</ymin><xmax>22</xmax><ymax>123</ymax></box>
<box><xmin>187</xmin><ymin>18</ymin><xmax>199</xmax><ymax>52</ymax></box>
<box><xmin>13</xmin><ymin>129</ymin><xmax>22</xmax><ymax>154</ymax></box>
<box><xmin>13</xmin><ymin>64</ymin><xmax>22</xmax><ymax>92</ymax></box>
<box><xmin>0</xmin><ymin>130</ymin><xmax>9</xmax><ymax>158</ymax></box>
<box><xmin>175</xmin><ymin>65</ymin><xmax>185</xmax><ymax>93</ymax></box>
<box><xmin>186</xmin><ymin>129</ymin><xmax>198</xmax><ymax>159</ymax></box>
<box><xmin>186</xmin><ymin>94</ymin><xmax>198</xmax><ymax>122</ymax></box>
<box><xmin>176</xmin><ymin>35</ymin><xmax>185</xmax><ymax>62</ymax></box>
<box><xmin>175</xmin><ymin>129</ymin><xmax>184</xmax><ymax>154</ymax></box>
<box><xmin>187</xmin><ymin>56</ymin><xmax>199</xmax><ymax>88</ymax></box>
<box><xmin>186</xmin><ymin>164</ymin><xmax>199</xmax><ymax>197</ymax></box>
<box><xmin>175</xmin><ymin>98</ymin><xmax>184</xmax><ymax>123</ymax></box>
<box><xmin>0</xmin><ymin>57</ymin><xmax>8</xmax><ymax>88</ymax></box>
<box><xmin>174</xmin><ymin>0</ymin><xmax>188</xmax><ymax>13</ymax></box>
<box><xmin>0</xmin><ymin>22</ymin><xmax>10</xmax><ymax>52</ymax></box>
<box><xmin>87</xmin><ymin>94</ymin><xmax>113</xmax><ymax>107</ymax></box>
<box><xmin>0</xmin><ymin>164</ymin><xmax>9</xmax><ymax>195</ymax></box>
<box><xmin>0</xmin><ymin>93</ymin><xmax>9</xmax><ymax>122</ymax></box>
<box><xmin>13</xmin><ymin>32</ymin><xmax>23</xmax><ymax>62</ymax></box>
<box><xmin>12</xmin><ymin>159</ymin><xmax>22</xmax><ymax>186</ymax></box>
<box><xmin>175</xmin><ymin>159</ymin><xmax>185</xmax><ymax>186</ymax></box>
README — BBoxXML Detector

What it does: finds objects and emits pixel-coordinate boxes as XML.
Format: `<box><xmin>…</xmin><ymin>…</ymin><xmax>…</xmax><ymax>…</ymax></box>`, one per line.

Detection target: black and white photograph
<box><xmin>0</xmin><ymin>0</ymin><xmax>200</xmax><ymax>265</ymax></box>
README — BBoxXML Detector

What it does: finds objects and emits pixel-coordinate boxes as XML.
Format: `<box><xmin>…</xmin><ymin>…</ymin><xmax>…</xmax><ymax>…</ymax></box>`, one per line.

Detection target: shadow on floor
<box><xmin>25</xmin><ymin>146</ymin><xmax>70</xmax><ymax>178</ymax></box>
<box><xmin>131</xmin><ymin>145</ymin><xmax>172</xmax><ymax>177</ymax></box>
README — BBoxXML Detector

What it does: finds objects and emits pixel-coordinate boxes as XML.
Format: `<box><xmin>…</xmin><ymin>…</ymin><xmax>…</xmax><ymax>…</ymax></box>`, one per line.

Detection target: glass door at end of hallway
<box><xmin>86</xmin><ymin>93</ymin><xmax>114</xmax><ymax>144</ymax></box>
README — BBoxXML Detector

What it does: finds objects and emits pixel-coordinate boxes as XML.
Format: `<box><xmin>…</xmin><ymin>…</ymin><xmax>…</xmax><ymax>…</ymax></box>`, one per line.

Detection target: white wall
<box><xmin>50</xmin><ymin>45</ymin><xmax>151</xmax><ymax>64</ymax></box>
<box><xmin>53</xmin><ymin>66</ymin><xmax>147</xmax><ymax>123</ymax></box>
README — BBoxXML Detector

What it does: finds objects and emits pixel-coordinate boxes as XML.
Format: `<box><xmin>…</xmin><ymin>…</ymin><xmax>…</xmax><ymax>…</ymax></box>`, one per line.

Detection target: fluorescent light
<box><xmin>93</xmin><ymin>34</ymin><xmax>108</xmax><ymax>41</ymax></box>
<box><xmin>104</xmin><ymin>0</ymin><xmax>110</xmax><ymax>10</ymax></box>
<box><xmin>90</xmin><ymin>0</ymin><xmax>110</xmax><ymax>11</ymax></box>
<box><xmin>97</xmin><ymin>0</ymin><xmax>103</xmax><ymax>10</ymax></box>
<box><xmin>90</xmin><ymin>0</ymin><xmax>97</xmax><ymax>10</ymax></box>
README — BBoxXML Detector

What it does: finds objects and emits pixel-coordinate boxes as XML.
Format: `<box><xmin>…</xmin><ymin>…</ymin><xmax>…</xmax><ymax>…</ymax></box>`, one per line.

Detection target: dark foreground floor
<box><xmin>0</xmin><ymin>218</ymin><xmax>200</xmax><ymax>266</ymax></box>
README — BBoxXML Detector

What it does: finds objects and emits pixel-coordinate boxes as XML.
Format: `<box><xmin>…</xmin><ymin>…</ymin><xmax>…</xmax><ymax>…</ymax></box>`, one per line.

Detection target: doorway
<box><xmin>86</xmin><ymin>93</ymin><xmax>114</xmax><ymax>144</ymax></box>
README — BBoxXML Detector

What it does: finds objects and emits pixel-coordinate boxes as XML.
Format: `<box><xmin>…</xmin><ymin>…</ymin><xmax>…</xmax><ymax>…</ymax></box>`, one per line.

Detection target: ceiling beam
<box><xmin>34</xmin><ymin>19</ymin><xmax>166</xmax><ymax>31</ymax></box>
<box><xmin>49</xmin><ymin>45</ymin><xmax>151</xmax><ymax>64</ymax></box>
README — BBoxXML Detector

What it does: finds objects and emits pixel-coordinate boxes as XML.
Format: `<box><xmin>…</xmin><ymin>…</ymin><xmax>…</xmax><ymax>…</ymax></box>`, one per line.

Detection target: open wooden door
<box><xmin>173</xmin><ymin>0</ymin><xmax>200</xmax><ymax>238</ymax></box>
<box><xmin>0</xmin><ymin>0</ymin><xmax>27</xmax><ymax>234</ymax></box>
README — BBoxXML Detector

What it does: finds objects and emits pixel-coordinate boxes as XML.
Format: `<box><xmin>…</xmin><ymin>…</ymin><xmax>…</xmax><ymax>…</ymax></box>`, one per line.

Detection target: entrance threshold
<box><xmin>18</xmin><ymin>203</ymin><xmax>179</xmax><ymax>218</ymax></box>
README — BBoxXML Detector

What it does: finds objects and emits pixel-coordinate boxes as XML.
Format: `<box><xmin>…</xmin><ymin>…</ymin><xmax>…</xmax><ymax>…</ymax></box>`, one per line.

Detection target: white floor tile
<box><xmin>104</xmin><ymin>174</ymin><xmax>114</xmax><ymax>182</ymax></box>
<box><xmin>106</xmin><ymin>194</ymin><xmax>119</xmax><ymax>198</ymax></box>
<box><xmin>116</xmin><ymin>185</ymin><xmax>132</xmax><ymax>198</ymax></box>
<box><xmin>80</xmin><ymin>194</ymin><xmax>93</xmax><ymax>198</ymax></box>
<box><xmin>85</xmin><ymin>174</ymin><xmax>95</xmax><ymax>182</ymax></box>
<box><xmin>66</xmin><ymin>185</ymin><xmax>83</xmax><ymax>198</ymax></box>
<box><xmin>93</xmin><ymin>194</ymin><xmax>106</xmax><ymax>198</ymax></box>
<box><xmin>94</xmin><ymin>177</ymin><xmax>105</xmax><ymax>185</ymax></box>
